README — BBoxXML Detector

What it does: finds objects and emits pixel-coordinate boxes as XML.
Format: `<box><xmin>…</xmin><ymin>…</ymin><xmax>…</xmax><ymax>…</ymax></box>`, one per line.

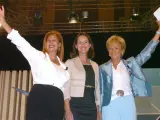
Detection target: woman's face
<box><xmin>46</xmin><ymin>35</ymin><xmax>61</xmax><ymax>53</ymax></box>
<box><xmin>75</xmin><ymin>35</ymin><xmax>91</xmax><ymax>55</ymax></box>
<box><xmin>108</xmin><ymin>42</ymin><xmax>122</xmax><ymax>60</ymax></box>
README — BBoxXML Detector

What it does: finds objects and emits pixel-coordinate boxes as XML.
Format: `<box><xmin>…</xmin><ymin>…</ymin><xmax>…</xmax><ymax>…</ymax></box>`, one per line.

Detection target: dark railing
<box><xmin>0</xmin><ymin>20</ymin><xmax>153</xmax><ymax>35</ymax></box>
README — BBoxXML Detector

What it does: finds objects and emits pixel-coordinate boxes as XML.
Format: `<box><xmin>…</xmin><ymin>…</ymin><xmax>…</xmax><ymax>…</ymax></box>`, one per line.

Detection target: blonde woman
<box><xmin>99</xmin><ymin>21</ymin><xmax>160</xmax><ymax>120</ymax></box>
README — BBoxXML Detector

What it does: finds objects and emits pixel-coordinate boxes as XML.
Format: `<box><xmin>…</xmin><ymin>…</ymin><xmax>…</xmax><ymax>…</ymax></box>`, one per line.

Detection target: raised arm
<box><xmin>135</xmin><ymin>21</ymin><xmax>160</xmax><ymax>66</ymax></box>
<box><xmin>152</xmin><ymin>21</ymin><xmax>160</xmax><ymax>42</ymax></box>
<box><xmin>0</xmin><ymin>6</ymin><xmax>12</xmax><ymax>33</ymax></box>
<box><xmin>0</xmin><ymin>6</ymin><xmax>42</xmax><ymax>66</ymax></box>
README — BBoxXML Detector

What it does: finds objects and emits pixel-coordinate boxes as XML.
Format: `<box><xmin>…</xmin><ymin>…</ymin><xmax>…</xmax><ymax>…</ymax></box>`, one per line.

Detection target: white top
<box><xmin>111</xmin><ymin>60</ymin><xmax>132</xmax><ymax>101</ymax></box>
<box><xmin>7</xmin><ymin>29</ymin><xmax>69</xmax><ymax>91</ymax></box>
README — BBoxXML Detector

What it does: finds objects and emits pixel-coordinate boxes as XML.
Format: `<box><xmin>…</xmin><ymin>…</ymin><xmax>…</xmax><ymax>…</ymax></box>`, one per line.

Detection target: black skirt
<box><xmin>70</xmin><ymin>87</ymin><xmax>97</xmax><ymax>120</ymax></box>
<box><xmin>26</xmin><ymin>84</ymin><xmax>64</xmax><ymax>120</ymax></box>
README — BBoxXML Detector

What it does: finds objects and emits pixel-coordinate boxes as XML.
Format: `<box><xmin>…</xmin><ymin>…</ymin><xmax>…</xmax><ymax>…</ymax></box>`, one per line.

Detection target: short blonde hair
<box><xmin>42</xmin><ymin>30</ymin><xmax>64</xmax><ymax>61</ymax></box>
<box><xmin>106</xmin><ymin>35</ymin><xmax>126</xmax><ymax>55</ymax></box>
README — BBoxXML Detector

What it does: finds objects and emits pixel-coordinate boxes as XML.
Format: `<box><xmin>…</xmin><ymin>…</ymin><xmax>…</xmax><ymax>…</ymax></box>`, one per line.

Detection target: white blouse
<box><xmin>111</xmin><ymin>60</ymin><xmax>132</xmax><ymax>101</ymax></box>
<box><xmin>7</xmin><ymin>29</ymin><xmax>69</xmax><ymax>91</ymax></box>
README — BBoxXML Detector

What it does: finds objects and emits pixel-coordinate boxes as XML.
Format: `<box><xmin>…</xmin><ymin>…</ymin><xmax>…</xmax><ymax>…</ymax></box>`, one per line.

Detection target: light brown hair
<box><xmin>42</xmin><ymin>30</ymin><xmax>64</xmax><ymax>61</ymax></box>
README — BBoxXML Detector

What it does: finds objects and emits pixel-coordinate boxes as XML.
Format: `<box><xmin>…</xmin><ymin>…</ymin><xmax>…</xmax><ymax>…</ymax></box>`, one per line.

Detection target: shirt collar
<box><xmin>45</xmin><ymin>53</ymin><xmax>67</xmax><ymax>70</ymax></box>
<box><xmin>112</xmin><ymin>60</ymin><xmax>123</xmax><ymax>67</ymax></box>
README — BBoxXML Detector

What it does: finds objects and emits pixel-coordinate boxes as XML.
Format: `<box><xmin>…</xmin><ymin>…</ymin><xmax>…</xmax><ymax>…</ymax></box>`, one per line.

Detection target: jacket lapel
<box><xmin>104</xmin><ymin>60</ymin><xmax>112</xmax><ymax>78</ymax></box>
<box><xmin>73</xmin><ymin>56</ymin><xmax>85</xmax><ymax>72</ymax></box>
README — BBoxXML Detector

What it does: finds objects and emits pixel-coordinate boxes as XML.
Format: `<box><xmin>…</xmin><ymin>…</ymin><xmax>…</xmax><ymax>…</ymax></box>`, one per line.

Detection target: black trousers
<box><xmin>26</xmin><ymin>84</ymin><xmax>64</xmax><ymax>120</ymax></box>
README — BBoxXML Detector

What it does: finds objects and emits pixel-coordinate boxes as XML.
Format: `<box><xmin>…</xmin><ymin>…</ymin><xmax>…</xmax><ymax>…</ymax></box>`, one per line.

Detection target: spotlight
<box><xmin>130</xmin><ymin>8</ymin><xmax>141</xmax><ymax>21</ymax></box>
<box><xmin>68</xmin><ymin>11</ymin><xmax>79</xmax><ymax>24</ymax></box>
<box><xmin>82</xmin><ymin>11</ymin><xmax>88</xmax><ymax>19</ymax></box>
<box><xmin>35</xmin><ymin>11</ymin><xmax>42</xmax><ymax>19</ymax></box>
<box><xmin>33</xmin><ymin>11</ymin><xmax>43</xmax><ymax>26</ymax></box>
<box><xmin>81</xmin><ymin>11</ymin><xmax>88</xmax><ymax>22</ymax></box>
<box><xmin>130</xmin><ymin>15</ymin><xmax>141</xmax><ymax>21</ymax></box>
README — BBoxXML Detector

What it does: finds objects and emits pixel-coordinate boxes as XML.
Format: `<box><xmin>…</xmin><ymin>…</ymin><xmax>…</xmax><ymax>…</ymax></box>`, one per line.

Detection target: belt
<box><xmin>85</xmin><ymin>85</ymin><xmax>95</xmax><ymax>88</ymax></box>
<box><xmin>116</xmin><ymin>90</ymin><xmax>124</xmax><ymax>96</ymax></box>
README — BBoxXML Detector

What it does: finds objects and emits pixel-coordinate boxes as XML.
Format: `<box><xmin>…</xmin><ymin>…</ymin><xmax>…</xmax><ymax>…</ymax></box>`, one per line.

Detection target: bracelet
<box><xmin>156</xmin><ymin>31</ymin><xmax>160</xmax><ymax>35</ymax></box>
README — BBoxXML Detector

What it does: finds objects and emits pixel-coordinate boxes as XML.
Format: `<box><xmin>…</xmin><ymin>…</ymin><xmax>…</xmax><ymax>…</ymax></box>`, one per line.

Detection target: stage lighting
<box><xmin>33</xmin><ymin>11</ymin><xmax>43</xmax><ymax>25</ymax></box>
<box><xmin>81</xmin><ymin>11</ymin><xmax>88</xmax><ymax>22</ymax></box>
<box><xmin>68</xmin><ymin>11</ymin><xmax>79</xmax><ymax>24</ymax></box>
<box><xmin>130</xmin><ymin>8</ymin><xmax>141</xmax><ymax>21</ymax></box>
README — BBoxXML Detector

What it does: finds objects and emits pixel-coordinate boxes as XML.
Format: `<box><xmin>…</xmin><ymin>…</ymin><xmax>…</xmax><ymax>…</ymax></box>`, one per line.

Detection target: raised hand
<box><xmin>157</xmin><ymin>20</ymin><xmax>160</xmax><ymax>30</ymax></box>
<box><xmin>0</xmin><ymin>6</ymin><xmax>5</xmax><ymax>23</ymax></box>
<box><xmin>152</xmin><ymin>20</ymin><xmax>160</xmax><ymax>41</ymax></box>
<box><xmin>0</xmin><ymin>5</ymin><xmax>12</xmax><ymax>33</ymax></box>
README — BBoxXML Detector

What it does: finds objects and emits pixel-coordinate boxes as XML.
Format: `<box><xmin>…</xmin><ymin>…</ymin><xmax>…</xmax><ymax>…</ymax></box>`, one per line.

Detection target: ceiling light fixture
<box><xmin>68</xmin><ymin>10</ymin><xmax>79</xmax><ymax>23</ymax></box>
<box><xmin>81</xmin><ymin>11</ymin><xmax>88</xmax><ymax>22</ymax></box>
<box><xmin>33</xmin><ymin>11</ymin><xmax>43</xmax><ymax>26</ymax></box>
<box><xmin>130</xmin><ymin>8</ymin><xmax>141</xmax><ymax>21</ymax></box>
<box><xmin>68</xmin><ymin>0</ymin><xmax>79</xmax><ymax>24</ymax></box>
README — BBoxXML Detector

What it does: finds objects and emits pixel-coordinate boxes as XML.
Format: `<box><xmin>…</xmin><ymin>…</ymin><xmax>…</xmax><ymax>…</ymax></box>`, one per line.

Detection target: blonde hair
<box><xmin>42</xmin><ymin>30</ymin><xmax>64</xmax><ymax>61</ymax></box>
<box><xmin>106</xmin><ymin>35</ymin><xmax>126</xmax><ymax>55</ymax></box>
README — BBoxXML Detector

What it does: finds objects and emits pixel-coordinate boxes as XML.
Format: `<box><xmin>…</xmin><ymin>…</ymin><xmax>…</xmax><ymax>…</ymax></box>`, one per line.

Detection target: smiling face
<box><xmin>42</xmin><ymin>30</ymin><xmax>64</xmax><ymax>61</ymax></box>
<box><xmin>75</xmin><ymin>35</ymin><xmax>91</xmax><ymax>56</ymax></box>
<box><xmin>106</xmin><ymin>35</ymin><xmax>126</xmax><ymax>61</ymax></box>
<box><xmin>108</xmin><ymin>42</ymin><xmax>122</xmax><ymax>60</ymax></box>
<box><xmin>71</xmin><ymin>32</ymin><xmax>95</xmax><ymax>59</ymax></box>
<box><xmin>46</xmin><ymin>35</ymin><xmax>61</xmax><ymax>53</ymax></box>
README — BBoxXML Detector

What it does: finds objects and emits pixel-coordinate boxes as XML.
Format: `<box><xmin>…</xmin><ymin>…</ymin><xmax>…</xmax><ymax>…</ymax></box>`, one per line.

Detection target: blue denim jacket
<box><xmin>99</xmin><ymin>40</ymin><xmax>159</xmax><ymax>111</ymax></box>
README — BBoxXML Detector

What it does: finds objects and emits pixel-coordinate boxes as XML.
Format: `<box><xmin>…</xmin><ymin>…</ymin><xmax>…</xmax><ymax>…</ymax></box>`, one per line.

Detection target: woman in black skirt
<box><xmin>0</xmin><ymin>6</ymin><xmax>69</xmax><ymax>120</ymax></box>
<box><xmin>64</xmin><ymin>32</ymin><xmax>100</xmax><ymax>120</ymax></box>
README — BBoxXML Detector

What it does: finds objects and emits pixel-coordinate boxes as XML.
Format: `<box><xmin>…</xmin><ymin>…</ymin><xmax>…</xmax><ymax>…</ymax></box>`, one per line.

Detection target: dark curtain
<box><xmin>0</xmin><ymin>31</ymin><xmax>160</xmax><ymax>70</ymax></box>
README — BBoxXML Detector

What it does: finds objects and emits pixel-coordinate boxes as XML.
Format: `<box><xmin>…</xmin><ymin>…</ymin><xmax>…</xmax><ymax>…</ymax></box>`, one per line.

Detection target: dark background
<box><xmin>0</xmin><ymin>31</ymin><xmax>160</xmax><ymax>70</ymax></box>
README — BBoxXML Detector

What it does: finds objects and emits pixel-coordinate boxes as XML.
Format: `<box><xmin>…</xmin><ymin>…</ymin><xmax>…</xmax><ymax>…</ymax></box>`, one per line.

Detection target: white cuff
<box><xmin>7</xmin><ymin>29</ymin><xmax>17</xmax><ymax>40</ymax></box>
